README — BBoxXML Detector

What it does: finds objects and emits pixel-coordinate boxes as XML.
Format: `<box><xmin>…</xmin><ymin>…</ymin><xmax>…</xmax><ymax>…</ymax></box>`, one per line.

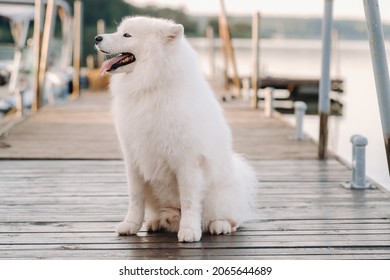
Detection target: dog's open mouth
<box><xmin>100</xmin><ymin>53</ymin><xmax>136</xmax><ymax>75</ymax></box>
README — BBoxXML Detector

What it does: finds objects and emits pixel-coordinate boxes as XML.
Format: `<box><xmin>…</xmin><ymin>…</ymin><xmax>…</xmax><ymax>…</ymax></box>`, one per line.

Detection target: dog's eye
<box><xmin>123</xmin><ymin>33</ymin><xmax>132</xmax><ymax>38</ymax></box>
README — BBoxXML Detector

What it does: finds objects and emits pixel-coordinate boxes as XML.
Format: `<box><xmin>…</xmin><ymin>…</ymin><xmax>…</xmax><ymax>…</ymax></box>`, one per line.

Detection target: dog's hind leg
<box><xmin>159</xmin><ymin>207</ymin><xmax>181</xmax><ymax>232</ymax></box>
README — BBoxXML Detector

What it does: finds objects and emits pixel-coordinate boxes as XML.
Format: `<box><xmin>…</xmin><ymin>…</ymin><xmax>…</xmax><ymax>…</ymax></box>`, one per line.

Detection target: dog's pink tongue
<box><xmin>100</xmin><ymin>54</ymin><xmax>126</xmax><ymax>76</ymax></box>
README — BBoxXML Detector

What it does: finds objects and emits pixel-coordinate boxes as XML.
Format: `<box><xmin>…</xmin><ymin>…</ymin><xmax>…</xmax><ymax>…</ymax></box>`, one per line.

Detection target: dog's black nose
<box><xmin>95</xmin><ymin>35</ymin><xmax>103</xmax><ymax>44</ymax></box>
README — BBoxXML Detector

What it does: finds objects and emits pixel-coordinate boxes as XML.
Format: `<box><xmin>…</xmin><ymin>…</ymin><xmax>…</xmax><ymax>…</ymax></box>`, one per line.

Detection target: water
<box><xmin>189</xmin><ymin>37</ymin><xmax>390</xmax><ymax>190</ymax></box>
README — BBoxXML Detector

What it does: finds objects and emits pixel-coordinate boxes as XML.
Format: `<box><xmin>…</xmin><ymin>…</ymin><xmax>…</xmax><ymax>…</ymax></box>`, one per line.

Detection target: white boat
<box><xmin>0</xmin><ymin>0</ymin><xmax>74</xmax><ymax>115</ymax></box>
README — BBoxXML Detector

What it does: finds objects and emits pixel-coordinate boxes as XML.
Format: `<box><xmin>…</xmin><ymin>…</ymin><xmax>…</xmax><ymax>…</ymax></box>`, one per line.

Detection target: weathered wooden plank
<box><xmin>1</xmin><ymin>219</ymin><xmax>389</xmax><ymax>233</ymax></box>
<box><xmin>1</xmin><ymin>208</ymin><xmax>390</xmax><ymax>222</ymax></box>
<box><xmin>2</xmin><ymin>195</ymin><xmax>390</xmax><ymax>205</ymax></box>
<box><xmin>1</xmin><ymin>248</ymin><xmax>390</xmax><ymax>260</ymax></box>
<box><xmin>0</xmin><ymin>92</ymin><xmax>121</xmax><ymax>159</ymax></box>
<box><xmin>2</xmin><ymin>227</ymin><xmax>390</xmax><ymax>237</ymax></box>
<box><xmin>2</xmin><ymin>242</ymin><xmax>390</xmax><ymax>253</ymax></box>
<box><xmin>2</xmin><ymin>232</ymin><xmax>390</xmax><ymax>245</ymax></box>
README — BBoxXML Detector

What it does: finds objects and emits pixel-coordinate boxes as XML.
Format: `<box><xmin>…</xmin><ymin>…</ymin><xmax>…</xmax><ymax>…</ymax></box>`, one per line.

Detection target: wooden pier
<box><xmin>1</xmin><ymin>88</ymin><xmax>390</xmax><ymax>260</ymax></box>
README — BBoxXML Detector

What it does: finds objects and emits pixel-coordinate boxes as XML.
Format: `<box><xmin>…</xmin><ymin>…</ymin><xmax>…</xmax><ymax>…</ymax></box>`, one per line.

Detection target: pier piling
<box><xmin>318</xmin><ymin>0</ymin><xmax>334</xmax><ymax>159</ymax></box>
<box><xmin>251</xmin><ymin>12</ymin><xmax>260</xmax><ymax>109</ymax></box>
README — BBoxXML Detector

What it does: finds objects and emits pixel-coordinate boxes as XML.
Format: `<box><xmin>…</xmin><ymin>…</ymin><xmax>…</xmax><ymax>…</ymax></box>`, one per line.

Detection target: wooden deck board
<box><xmin>0</xmin><ymin>90</ymin><xmax>390</xmax><ymax>259</ymax></box>
<box><xmin>0</xmin><ymin>92</ymin><xmax>121</xmax><ymax>159</ymax></box>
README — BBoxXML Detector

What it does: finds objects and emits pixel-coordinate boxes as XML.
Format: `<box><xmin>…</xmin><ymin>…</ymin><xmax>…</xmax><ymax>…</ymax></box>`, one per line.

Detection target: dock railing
<box><xmin>304</xmin><ymin>0</ymin><xmax>390</xmax><ymax>178</ymax></box>
<box><xmin>318</xmin><ymin>0</ymin><xmax>333</xmax><ymax>160</ymax></box>
<box><xmin>317</xmin><ymin>0</ymin><xmax>390</xmax><ymax>175</ymax></box>
<box><xmin>363</xmin><ymin>0</ymin><xmax>390</xmax><ymax>175</ymax></box>
<box><xmin>216</xmin><ymin>0</ymin><xmax>389</xmax><ymax>176</ymax></box>
<box><xmin>251</xmin><ymin>12</ymin><xmax>261</xmax><ymax>109</ymax></box>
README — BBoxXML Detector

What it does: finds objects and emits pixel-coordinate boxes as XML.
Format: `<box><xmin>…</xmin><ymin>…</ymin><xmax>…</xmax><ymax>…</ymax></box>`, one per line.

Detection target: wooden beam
<box><xmin>38</xmin><ymin>0</ymin><xmax>56</xmax><ymax>105</ymax></box>
<box><xmin>218</xmin><ymin>0</ymin><xmax>240</xmax><ymax>98</ymax></box>
<box><xmin>251</xmin><ymin>12</ymin><xmax>261</xmax><ymax>109</ymax></box>
<box><xmin>72</xmin><ymin>0</ymin><xmax>82</xmax><ymax>98</ymax></box>
<box><xmin>32</xmin><ymin>0</ymin><xmax>43</xmax><ymax>112</ymax></box>
<box><xmin>96</xmin><ymin>19</ymin><xmax>105</xmax><ymax>68</ymax></box>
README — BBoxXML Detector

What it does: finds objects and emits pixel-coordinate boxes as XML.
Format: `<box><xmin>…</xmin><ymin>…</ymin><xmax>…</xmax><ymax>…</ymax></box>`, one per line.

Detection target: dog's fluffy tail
<box><xmin>232</xmin><ymin>153</ymin><xmax>257</xmax><ymax>222</ymax></box>
<box><xmin>201</xmin><ymin>153</ymin><xmax>257</xmax><ymax>232</ymax></box>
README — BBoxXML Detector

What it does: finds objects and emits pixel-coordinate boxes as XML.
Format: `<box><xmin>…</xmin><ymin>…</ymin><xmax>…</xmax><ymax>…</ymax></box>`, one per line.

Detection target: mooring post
<box><xmin>363</xmin><ymin>0</ymin><xmax>390</xmax><ymax>175</ymax></box>
<box><xmin>96</xmin><ymin>19</ymin><xmax>105</xmax><ymax>67</ymax></box>
<box><xmin>350</xmin><ymin>135</ymin><xmax>359</xmax><ymax>183</ymax></box>
<box><xmin>219</xmin><ymin>0</ymin><xmax>241</xmax><ymax>98</ymax></box>
<box><xmin>318</xmin><ymin>0</ymin><xmax>334</xmax><ymax>159</ymax></box>
<box><xmin>294</xmin><ymin>101</ymin><xmax>307</xmax><ymax>141</ymax></box>
<box><xmin>72</xmin><ymin>0</ymin><xmax>83</xmax><ymax>98</ymax></box>
<box><xmin>15</xmin><ymin>88</ymin><xmax>24</xmax><ymax>117</ymax></box>
<box><xmin>343</xmin><ymin>135</ymin><xmax>373</xmax><ymax>189</ymax></box>
<box><xmin>206</xmin><ymin>25</ymin><xmax>215</xmax><ymax>79</ymax></box>
<box><xmin>38</xmin><ymin>0</ymin><xmax>56</xmax><ymax>105</ymax></box>
<box><xmin>32</xmin><ymin>0</ymin><xmax>43</xmax><ymax>112</ymax></box>
<box><xmin>264</xmin><ymin>88</ymin><xmax>274</xmax><ymax>118</ymax></box>
<box><xmin>251</xmin><ymin>11</ymin><xmax>261</xmax><ymax>109</ymax></box>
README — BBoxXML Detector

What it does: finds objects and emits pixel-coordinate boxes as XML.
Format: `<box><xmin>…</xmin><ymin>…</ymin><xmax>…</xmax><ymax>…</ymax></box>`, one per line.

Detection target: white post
<box><xmin>264</xmin><ymin>88</ymin><xmax>274</xmax><ymax>118</ymax></box>
<box><xmin>350</xmin><ymin>135</ymin><xmax>359</xmax><ymax>183</ymax></box>
<box><xmin>58</xmin><ymin>6</ymin><xmax>72</xmax><ymax>68</ymax></box>
<box><xmin>38</xmin><ymin>0</ymin><xmax>56</xmax><ymax>105</ymax></box>
<box><xmin>354</xmin><ymin>137</ymin><xmax>367</xmax><ymax>187</ymax></box>
<box><xmin>318</xmin><ymin>0</ymin><xmax>333</xmax><ymax>159</ymax></box>
<box><xmin>343</xmin><ymin>135</ymin><xmax>373</xmax><ymax>189</ymax></box>
<box><xmin>294</xmin><ymin>101</ymin><xmax>307</xmax><ymax>141</ymax></box>
<box><xmin>206</xmin><ymin>25</ymin><xmax>215</xmax><ymax>79</ymax></box>
<box><xmin>241</xmin><ymin>78</ymin><xmax>250</xmax><ymax>101</ymax></box>
<box><xmin>251</xmin><ymin>12</ymin><xmax>260</xmax><ymax>109</ymax></box>
<box><xmin>8</xmin><ymin>20</ymin><xmax>29</xmax><ymax>97</ymax></box>
<box><xmin>363</xmin><ymin>0</ymin><xmax>390</xmax><ymax>175</ymax></box>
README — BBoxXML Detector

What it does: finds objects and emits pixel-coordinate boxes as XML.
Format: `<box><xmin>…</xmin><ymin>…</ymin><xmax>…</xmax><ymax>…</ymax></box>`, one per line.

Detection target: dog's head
<box><xmin>95</xmin><ymin>16</ymin><xmax>184</xmax><ymax>76</ymax></box>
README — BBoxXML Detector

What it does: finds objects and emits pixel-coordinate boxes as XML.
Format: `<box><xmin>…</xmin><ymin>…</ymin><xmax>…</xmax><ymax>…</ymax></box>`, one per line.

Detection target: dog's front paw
<box><xmin>116</xmin><ymin>221</ymin><xmax>142</xmax><ymax>236</ymax></box>
<box><xmin>178</xmin><ymin>227</ymin><xmax>202</xmax><ymax>242</ymax></box>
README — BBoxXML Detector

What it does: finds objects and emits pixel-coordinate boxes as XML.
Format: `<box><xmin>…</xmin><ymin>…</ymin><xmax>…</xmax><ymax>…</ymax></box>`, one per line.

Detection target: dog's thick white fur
<box><xmin>95</xmin><ymin>16</ymin><xmax>256</xmax><ymax>242</ymax></box>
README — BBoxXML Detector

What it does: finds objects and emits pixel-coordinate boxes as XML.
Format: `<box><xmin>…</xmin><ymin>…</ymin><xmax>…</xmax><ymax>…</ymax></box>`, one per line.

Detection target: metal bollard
<box><xmin>342</xmin><ymin>135</ymin><xmax>373</xmax><ymax>189</ymax></box>
<box><xmin>350</xmin><ymin>135</ymin><xmax>359</xmax><ymax>183</ymax></box>
<box><xmin>294</xmin><ymin>101</ymin><xmax>307</xmax><ymax>140</ymax></box>
<box><xmin>264</xmin><ymin>87</ymin><xmax>274</xmax><ymax>117</ymax></box>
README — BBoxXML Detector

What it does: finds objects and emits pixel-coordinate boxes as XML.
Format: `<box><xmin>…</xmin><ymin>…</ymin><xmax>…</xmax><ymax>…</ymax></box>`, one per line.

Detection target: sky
<box><xmin>128</xmin><ymin>0</ymin><xmax>390</xmax><ymax>22</ymax></box>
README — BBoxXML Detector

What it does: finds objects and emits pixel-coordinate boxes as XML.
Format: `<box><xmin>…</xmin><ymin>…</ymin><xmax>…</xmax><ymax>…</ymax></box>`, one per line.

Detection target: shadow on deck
<box><xmin>0</xmin><ymin>90</ymin><xmax>390</xmax><ymax>259</ymax></box>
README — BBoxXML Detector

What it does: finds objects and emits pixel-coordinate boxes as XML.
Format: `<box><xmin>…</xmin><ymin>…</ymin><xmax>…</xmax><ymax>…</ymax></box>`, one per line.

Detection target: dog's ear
<box><xmin>164</xmin><ymin>24</ymin><xmax>184</xmax><ymax>42</ymax></box>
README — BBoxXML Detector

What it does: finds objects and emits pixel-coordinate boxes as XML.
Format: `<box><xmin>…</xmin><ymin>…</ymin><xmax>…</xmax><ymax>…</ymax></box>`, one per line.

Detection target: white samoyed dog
<box><xmin>95</xmin><ymin>16</ymin><xmax>256</xmax><ymax>242</ymax></box>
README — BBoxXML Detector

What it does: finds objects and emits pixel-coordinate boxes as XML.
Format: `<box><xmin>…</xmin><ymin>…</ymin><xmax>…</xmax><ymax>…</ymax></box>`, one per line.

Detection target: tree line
<box><xmin>64</xmin><ymin>0</ymin><xmax>199</xmax><ymax>66</ymax></box>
